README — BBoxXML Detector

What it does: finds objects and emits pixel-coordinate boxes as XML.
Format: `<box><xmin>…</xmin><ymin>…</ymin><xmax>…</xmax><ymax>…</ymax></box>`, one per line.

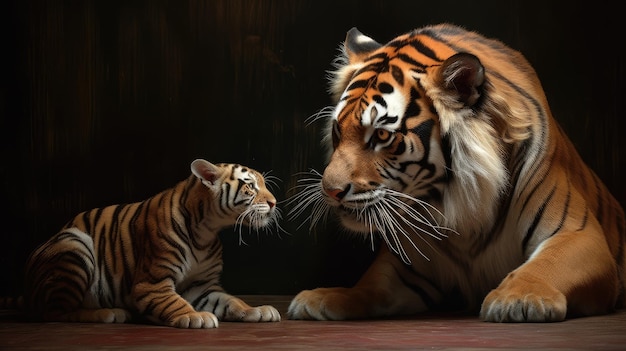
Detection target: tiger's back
<box><xmin>422</xmin><ymin>24</ymin><xmax>626</xmax><ymax>311</ymax></box>
<box><xmin>21</xmin><ymin>159</ymin><xmax>282</xmax><ymax>328</ymax></box>
<box><xmin>425</xmin><ymin>25</ymin><xmax>625</xmax><ymax>249</ymax></box>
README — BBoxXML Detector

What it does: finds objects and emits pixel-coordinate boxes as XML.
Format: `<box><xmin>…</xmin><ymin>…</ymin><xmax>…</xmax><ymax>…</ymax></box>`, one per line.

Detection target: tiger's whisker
<box><xmin>385</xmin><ymin>197</ymin><xmax>447</xmax><ymax>240</ymax></box>
<box><xmin>375</xmin><ymin>202</ymin><xmax>413</xmax><ymax>264</ymax></box>
<box><xmin>305</xmin><ymin>106</ymin><xmax>335</xmax><ymax>126</ymax></box>
<box><xmin>386</xmin><ymin>190</ymin><xmax>459</xmax><ymax>237</ymax></box>
<box><xmin>386</xmin><ymin>189</ymin><xmax>445</xmax><ymax>223</ymax></box>
<box><xmin>286</xmin><ymin>172</ymin><xmax>330</xmax><ymax>231</ymax></box>
<box><xmin>379</xmin><ymin>200</ymin><xmax>432</xmax><ymax>262</ymax></box>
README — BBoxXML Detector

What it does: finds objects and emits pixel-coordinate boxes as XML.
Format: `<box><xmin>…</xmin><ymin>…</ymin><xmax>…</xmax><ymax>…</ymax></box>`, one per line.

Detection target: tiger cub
<box><xmin>17</xmin><ymin>159</ymin><xmax>281</xmax><ymax>328</ymax></box>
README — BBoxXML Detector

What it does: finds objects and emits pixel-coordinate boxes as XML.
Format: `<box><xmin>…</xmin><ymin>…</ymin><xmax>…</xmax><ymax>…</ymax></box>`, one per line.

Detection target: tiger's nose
<box><xmin>267</xmin><ymin>199</ymin><xmax>275</xmax><ymax>209</ymax></box>
<box><xmin>324</xmin><ymin>184</ymin><xmax>351</xmax><ymax>201</ymax></box>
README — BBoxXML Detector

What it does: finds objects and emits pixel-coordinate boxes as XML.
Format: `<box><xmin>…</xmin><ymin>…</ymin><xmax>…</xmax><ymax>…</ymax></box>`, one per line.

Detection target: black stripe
<box><xmin>404</xmin><ymin>87</ymin><xmax>422</xmax><ymax>118</ymax></box>
<box><xmin>518</xmin><ymin>149</ymin><xmax>555</xmax><ymax>221</ymax></box>
<box><xmin>346</xmin><ymin>79</ymin><xmax>370</xmax><ymax>92</ymax></box>
<box><xmin>407</xmin><ymin>38</ymin><xmax>442</xmax><ymax>61</ymax></box>
<box><xmin>372</xmin><ymin>94</ymin><xmax>386</xmax><ymax>107</ymax></box>
<box><xmin>522</xmin><ymin>184</ymin><xmax>557</xmax><ymax>251</ymax></box>
<box><xmin>396</xmin><ymin>52</ymin><xmax>429</xmax><ymax>70</ymax></box>
<box><xmin>390</xmin><ymin>64</ymin><xmax>404</xmax><ymax>86</ymax></box>
<box><xmin>378</xmin><ymin>115</ymin><xmax>398</xmax><ymax>125</ymax></box>
<box><xmin>393</xmin><ymin>264</ymin><xmax>441</xmax><ymax>309</ymax></box>
<box><xmin>547</xmin><ymin>178</ymin><xmax>571</xmax><ymax>237</ymax></box>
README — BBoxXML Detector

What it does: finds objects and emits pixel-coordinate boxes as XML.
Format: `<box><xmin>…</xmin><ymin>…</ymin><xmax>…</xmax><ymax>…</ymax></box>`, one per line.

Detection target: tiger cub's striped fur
<box><xmin>19</xmin><ymin>159</ymin><xmax>281</xmax><ymax>328</ymax></box>
<box><xmin>288</xmin><ymin>24</ymin><xmax>625</xmax><ymax>322</ymax></box>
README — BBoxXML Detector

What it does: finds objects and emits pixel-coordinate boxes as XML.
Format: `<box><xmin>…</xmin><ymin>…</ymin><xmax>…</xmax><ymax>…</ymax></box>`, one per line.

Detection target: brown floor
<box><xmin>2</xmin><ymin>295</ymin><xmax>626</xmax><ymax>350</ymax></box>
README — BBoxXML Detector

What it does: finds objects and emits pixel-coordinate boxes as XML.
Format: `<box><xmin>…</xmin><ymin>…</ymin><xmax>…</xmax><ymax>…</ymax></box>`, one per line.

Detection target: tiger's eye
<box><xmin>376</xmin><ymin>129</ymin><xmax>390</xmax><ymax>142</ymax></box>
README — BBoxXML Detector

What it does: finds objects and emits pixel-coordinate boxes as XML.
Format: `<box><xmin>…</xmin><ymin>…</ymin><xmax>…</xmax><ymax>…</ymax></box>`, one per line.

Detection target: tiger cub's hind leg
<box><xmin>23</xmin><ymin>228</ymin><xmax>104</xmax><ymax>322</ymax></box>
<box><xmin>59</xmin><ymin>308</ymin><xmax>132</xmax><ymax>323</ymax></box>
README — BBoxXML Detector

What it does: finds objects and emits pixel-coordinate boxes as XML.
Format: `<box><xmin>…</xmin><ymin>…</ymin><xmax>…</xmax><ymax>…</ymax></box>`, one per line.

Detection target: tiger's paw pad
<box><xmin>480</xmin><ymin>288</ymin><xmax>567</xmax><ymax>322</ymax></box>
<box><xmin>170</xmin><ymin>311</ymin><xmax>219</xmax><ymax>328</ymax></box>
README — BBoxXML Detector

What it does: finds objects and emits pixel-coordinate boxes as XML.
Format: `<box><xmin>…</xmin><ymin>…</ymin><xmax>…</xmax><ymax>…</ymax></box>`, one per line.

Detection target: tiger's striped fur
<box><xmin>288</xmin><ymin>23</ymin><xmax>625</xmax><ymax>322</ymax></box>
<box><xmin>17</xmin><ymin>159</ymin><xmax>281</xmax><ymax>328</ymax></box>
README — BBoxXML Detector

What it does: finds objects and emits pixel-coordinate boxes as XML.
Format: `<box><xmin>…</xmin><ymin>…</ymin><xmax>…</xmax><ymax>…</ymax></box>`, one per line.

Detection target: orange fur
<box><xmin>16</xmin><ymin>160</ymin><xmax>282</xmax><ymax>328</ymax></box>
<box><xmin>288</xmin><ymin>24</ymin><xmax>625</xmax><ymax>322</ymax></box>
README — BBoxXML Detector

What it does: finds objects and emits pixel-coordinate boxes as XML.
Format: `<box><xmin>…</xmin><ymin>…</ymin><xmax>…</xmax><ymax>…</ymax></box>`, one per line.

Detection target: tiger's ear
<box><xmin>436</xmin><ymin>53</ymin><xmax>485</xmax><ymax>107</ymax></box>
<box><xmin>191</xmin><ymin>159</ymin><xmax>221</xmax><ymax>186</ymax></box>
<box><xmin>329</xmin><ymin>27</ymin><xmax>382</xmax><ymax>102</ymax></box>
<box><xmin>344</xmin><ymin>27</ymin><xmax>382</xmax><ymax>64</ymax></box>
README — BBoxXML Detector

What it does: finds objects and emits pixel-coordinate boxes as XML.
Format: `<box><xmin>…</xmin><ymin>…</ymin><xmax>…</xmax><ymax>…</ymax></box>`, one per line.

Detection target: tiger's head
<box><xmin>191</xmin><ymin>159</ymin><xmax>281</xmax><ymax>234</ymax></box>
<box><xmin>292</xmin><ymin>24</ymin><xmax>540</xmax><ymax>259</ymax></box>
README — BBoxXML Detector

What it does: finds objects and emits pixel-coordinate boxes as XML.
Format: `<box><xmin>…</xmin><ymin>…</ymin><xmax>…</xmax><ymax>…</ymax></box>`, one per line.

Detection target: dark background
<box><xmin>1</xmin><ymin>0</ymin><xmax>624</xmax><ymax>296</ymax></box>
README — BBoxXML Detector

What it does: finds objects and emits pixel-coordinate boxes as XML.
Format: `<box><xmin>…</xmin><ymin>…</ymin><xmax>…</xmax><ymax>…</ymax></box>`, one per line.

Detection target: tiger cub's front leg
<box><xmin>132</xmin><ymin>280</ymin><xmax>219</xmax><ymax>328</ymax></box>
<box><xmin>192</xmin><ymin>291</ymin><xmax>281</xmax><ymax>323</ymax></box>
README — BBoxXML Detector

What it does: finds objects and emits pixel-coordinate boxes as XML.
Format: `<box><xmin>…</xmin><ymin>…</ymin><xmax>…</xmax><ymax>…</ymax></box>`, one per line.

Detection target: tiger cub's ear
<box><xmin>435</xmin><ymin>53</ymin><xmax>485</xmax><ymax>107</ymax></box>
<box><xmin>191</xmin><ymin>159</ymin><xmax>221</xmax><ymax>187</ymax></box>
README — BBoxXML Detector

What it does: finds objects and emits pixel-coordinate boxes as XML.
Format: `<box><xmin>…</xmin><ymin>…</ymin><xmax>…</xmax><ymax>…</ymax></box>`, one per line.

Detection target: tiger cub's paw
<box><xmin>230</xmin><ymin>305</ymin><xmax>281</xmax><ymax>322</ymax></box>
<box><xmin>223</xmin><ymin>298</ymin><xmax>281</xmax><ymax>322</ymax></box>
<box><xmin>102</xmin><ymin>308</ymin><xmax>132</xmax><ymax>323</ymax></box>
<box><xmin>480</xmin><ymin>276</ymin><xmax>567</xmax><ymax>322</ymax></box>
<box><xmin>170</xmin><ymin>311</ymin><xmax>219</xmax><ymax>328</ymax></box>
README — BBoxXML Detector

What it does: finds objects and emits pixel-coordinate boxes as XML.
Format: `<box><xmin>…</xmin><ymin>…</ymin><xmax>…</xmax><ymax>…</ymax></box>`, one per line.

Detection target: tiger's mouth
<box><xmin>251</xmin><ymin>203</ymin><xmax>273</xmax><ymax>215</ymax></box>
<box><xmin>331</xmin><ymin>189</ymin><xmax>385</xmax><ymax>209</ymax></box>
<box><xmin>236</xmin><ymin>204</ymin><xmax>277</xmax><ymax>230</ymax></box>
<box><xmin>327</xmin><ymin>186</ymin><xmax>452</xmax><ymax>263</ymax></box>
<box><xmin>330</xmin><ymin>190</ymin><xmax>386</xmax><ymax>233</ymax></box>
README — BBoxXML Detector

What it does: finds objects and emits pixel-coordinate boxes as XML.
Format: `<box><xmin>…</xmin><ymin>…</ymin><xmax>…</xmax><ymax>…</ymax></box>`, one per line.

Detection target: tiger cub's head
<box><xmin>292</xmin><ymin>24</ymin><xmax>538</xmax><ymax>258</ymax></box>
<box><xmin>191</xmin><ymin>159</ymin><xmax>280</xmax><ymax>232</ymax></box>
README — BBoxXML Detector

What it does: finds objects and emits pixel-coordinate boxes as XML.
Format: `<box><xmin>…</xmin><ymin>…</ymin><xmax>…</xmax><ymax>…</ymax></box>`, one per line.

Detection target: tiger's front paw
<box><xmin>287</xmin><ymin>287</ymin><xmax>369</xmax><ymax>321</ymax></box>
<box><xmin>480</xmin><ymin>275</ymin><xmax>567</xmax><ymax>322</ymax></box>
<box><xmin>169</xmin><ymin>311</ymin><xmax>219</xmax><ymax>328</ymax></box>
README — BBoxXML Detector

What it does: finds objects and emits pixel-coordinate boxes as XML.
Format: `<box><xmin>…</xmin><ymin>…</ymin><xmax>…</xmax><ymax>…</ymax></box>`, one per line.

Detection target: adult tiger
<box><xmin>7</xmin><ymin>159</ymin><xmax>282</xmax><ymax>328</ymax></box>
<box><xmin>288</xmin><ymin>23</ymin><xmax>625</xmax><ymax>322</ymax></box>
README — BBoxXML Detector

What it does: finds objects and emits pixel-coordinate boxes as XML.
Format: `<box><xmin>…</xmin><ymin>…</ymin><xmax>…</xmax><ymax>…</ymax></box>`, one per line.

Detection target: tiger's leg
<box><xmin>58</xmin><ymin>308</ymin><xmax>131</xmax><ymax>323</ymax></box>
<box><xmin>480</xmin><ymin>228</ymin><xmax>619</xmax><ymax>322</ymax></box>
<box><xmin>288</xmin><ymin>246</ymin><xmax>433</xmax><ymax>320</ymax></box>
<box><xmin>186</xmin><ymin>291</ymin><xmax>281</xmax><ymax>322</ymax></box>
<box><xmin>133</xmin><ymin>280</ymin><xmax>220</xmax><ymax>328</ymax></box>
<box><xmin>24</xmin><ymin>228</ymin><xmax>132</xmax><ymax>324</ymax></box>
